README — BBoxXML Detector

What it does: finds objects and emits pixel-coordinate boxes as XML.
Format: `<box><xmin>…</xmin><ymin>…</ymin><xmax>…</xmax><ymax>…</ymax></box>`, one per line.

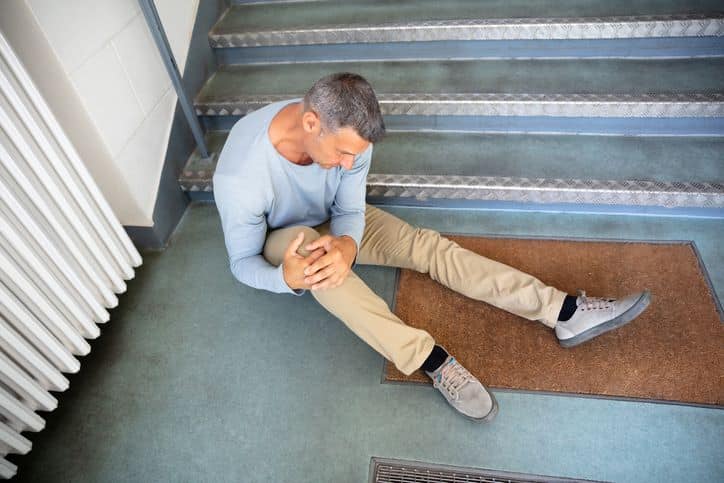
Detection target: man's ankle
<box><xmin>557</xmin><ymin>294</ymin><xmax>578</xmax><ymax>322</ymax></box>
<box><xmin>421</xmin><ymin>345</ymin><xmax>449</xmax><ymax>373</ymax></box>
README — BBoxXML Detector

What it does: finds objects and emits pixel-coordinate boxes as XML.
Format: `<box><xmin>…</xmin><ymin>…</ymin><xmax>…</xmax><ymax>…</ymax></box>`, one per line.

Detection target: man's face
<box><xmin>303</xmin><ymin>111</ymin><xmax>370</xmax><ymax>170</ymax></box>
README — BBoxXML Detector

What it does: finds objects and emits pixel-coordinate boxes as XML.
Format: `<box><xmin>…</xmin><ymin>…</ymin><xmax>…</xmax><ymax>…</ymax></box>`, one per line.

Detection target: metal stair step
<box><xmin>194</xmin><ymin>59</ymin><xmax>724</xmax><ymax>119</ymax></box>
<box><xmin>179</xmin><ymin>130</ymin><xmax>724</xmax><ymax>213</ymax></box>
<box><xmin>213</xmin><ymin>1</ymin><xmax>724</xmax><ymax>46</ymax></box>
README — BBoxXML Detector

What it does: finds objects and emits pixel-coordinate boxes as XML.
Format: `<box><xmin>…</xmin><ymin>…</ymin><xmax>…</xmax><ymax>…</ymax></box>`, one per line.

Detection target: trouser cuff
<box><xmin>401</xmin><ymin>336</ymin><xmax>436</xmax><ymax>376</ymax></box>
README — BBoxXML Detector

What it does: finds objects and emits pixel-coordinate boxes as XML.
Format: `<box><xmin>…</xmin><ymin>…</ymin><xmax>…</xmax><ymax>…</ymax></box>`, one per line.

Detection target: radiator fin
<box><xmin>0</xmin><ymin>31</ymin><xmax>142</xmax><ymax>479</ymax></box>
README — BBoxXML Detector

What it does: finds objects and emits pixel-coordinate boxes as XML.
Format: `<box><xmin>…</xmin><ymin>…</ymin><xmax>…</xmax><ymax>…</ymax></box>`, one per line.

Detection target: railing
<box><xmin>138</xmin><ymin>0</ymin><xmax>212</xmax><ymax>160</ymax></box>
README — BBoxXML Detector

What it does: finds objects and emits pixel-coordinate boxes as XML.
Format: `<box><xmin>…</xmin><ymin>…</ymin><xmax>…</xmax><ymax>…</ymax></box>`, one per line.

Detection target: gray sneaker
<box><xmin>425</xmin><ymin>353</ymin><xmax>498</xmax><ymax>422</ymax></box>
<box><xmin>555</xmin><ymin>290</ymin><xmax>651</xmax><ymax>348</ymax></box>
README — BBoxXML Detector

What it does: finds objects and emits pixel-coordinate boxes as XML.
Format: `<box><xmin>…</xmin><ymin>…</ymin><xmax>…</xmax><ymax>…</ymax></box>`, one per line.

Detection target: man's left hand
<box><xmin>302</xmin><ymin>235</ymin><xmax>357</xmax><ymax>290</ymax></box>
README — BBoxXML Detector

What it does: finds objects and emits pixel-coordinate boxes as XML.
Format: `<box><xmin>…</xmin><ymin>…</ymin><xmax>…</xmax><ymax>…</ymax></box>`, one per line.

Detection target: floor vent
<box><xmin>369</xmin><ymin>457</ymin><xmax>607</xmax><ymax>483</ymax></box>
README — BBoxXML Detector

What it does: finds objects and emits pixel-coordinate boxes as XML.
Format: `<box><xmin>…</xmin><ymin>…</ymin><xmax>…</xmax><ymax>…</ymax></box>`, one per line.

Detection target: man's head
<box><xmin>301</xmin><ymin>72</ymin><xmax>385</xmax><ymax>170</ymax></box>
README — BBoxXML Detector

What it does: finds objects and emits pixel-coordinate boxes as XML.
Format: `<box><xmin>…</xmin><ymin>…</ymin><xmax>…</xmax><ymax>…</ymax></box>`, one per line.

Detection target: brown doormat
<box><xmin>384</xmin><ymin>237</ymin><xmax>724</xmax><ymax>406</ymax></box>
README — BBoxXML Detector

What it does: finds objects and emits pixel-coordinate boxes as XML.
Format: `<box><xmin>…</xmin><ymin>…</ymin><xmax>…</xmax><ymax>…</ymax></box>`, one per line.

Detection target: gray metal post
<box><xmin>138</xmin><ymin>0</ymin><xmax>210</xmax><ymax>159</ymax></box>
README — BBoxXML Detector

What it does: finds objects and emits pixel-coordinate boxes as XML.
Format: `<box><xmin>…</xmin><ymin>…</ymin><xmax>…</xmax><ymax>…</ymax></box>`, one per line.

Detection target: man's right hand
<box><xmin>282</xmin><ymin>232</ymin><xmax>326</xmax><ymax>290</ymax></box>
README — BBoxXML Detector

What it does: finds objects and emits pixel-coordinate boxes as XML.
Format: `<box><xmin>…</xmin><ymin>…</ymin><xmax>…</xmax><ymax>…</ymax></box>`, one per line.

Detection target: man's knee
<box><xmin>410</xmin><ymin>227</ymin><xmax>455</xmax><ymax>274</ymax></box>
<box><xmin>292</xmin><ymin>226</ymin><xmax>321</xmax><ymax>257</ymax></box>
<box><xmin>263</xmin><ymin>225</ymin><xmax>321</xmax><ymax>265</ymax></box>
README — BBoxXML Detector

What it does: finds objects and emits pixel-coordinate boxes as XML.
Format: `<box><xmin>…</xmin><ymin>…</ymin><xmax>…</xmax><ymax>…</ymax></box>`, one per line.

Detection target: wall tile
<box><xmin>71</xmin><ymin>43</ymin><xmax>144</xmax><ymax>158</ymax></box>
<box><xmin>113</xmin><ymin>14</ymin><xmax>170</xmax><ymax>116</ymax></box>
<box><xmin>27</xmin><ymin>0</ymin><xmax>139</xmax><ymax>73</ymax></box>
<box><xmin>115</xmin><ymin>88</ymin><xmax>177</xmax><ymax>222</ymax></box>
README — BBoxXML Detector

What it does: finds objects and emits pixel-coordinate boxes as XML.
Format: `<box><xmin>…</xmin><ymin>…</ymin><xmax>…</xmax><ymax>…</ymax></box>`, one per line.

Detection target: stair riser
<box><xmin>215</xmin><ymin>38</ymin><xmax>724</xmax><ymax>64</ymax></box>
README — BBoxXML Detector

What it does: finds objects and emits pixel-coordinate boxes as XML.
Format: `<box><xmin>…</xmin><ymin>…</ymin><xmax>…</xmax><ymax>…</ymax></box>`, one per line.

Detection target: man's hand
<box><xmin>302</xmin><ymin>235</ymin><xmax>357</xmax><ymax>290</ymax></box>
<box><xmin>282</xmin><ymin>232</ymin><xmax>326</xmax><ymax>290</ymax></box>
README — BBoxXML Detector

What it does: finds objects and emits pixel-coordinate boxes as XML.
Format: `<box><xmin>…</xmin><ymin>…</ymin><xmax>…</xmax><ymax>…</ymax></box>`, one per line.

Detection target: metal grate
<box><xmin>370</xmin><ymin>458</ymin><xmax>608</xmax><ymax>483</ymax></box>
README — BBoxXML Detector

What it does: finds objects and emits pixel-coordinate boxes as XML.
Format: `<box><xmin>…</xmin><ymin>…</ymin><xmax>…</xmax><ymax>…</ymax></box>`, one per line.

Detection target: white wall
<box><xmin>0</xmin><ymin>0</ymin><xmax>199</xmax><ymax>226</ymax></box>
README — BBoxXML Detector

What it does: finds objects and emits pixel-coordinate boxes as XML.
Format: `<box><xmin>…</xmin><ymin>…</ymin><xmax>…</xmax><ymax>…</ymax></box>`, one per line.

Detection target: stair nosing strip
<box><xmin>195</xmin><ymin>93</ymin><xmax>724</xmax><ymax>118</ymax></box>
<box><xmin>210</xmin><ymin>15</ymin><xmax>724</xmax><ymax>47</ymax></box>
<box><xmin>365</xmin><ymin>175</ymin><xmax>724</xmax><ymax>192</ymax></box>
<box><xmin>364</xmin><ymin>175</ymin><xmax>724</xmax><ymax>208</ymax></box>
<box><xmin>179</xmin><ymin>175</ymin><xmax>724</xmax><ymax>208</ymax></box>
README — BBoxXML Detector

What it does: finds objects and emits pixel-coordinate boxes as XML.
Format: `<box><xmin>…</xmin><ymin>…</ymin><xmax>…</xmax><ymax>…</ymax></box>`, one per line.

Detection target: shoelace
<box><xmin>434</xmin><ymin>358</ymin><xmax>473</xmax><ymax>401</ymax></box>
<box><xmin>577</xmin><ymin>290</ymin><xmax>615</xmax><ymax>312</ymax></box>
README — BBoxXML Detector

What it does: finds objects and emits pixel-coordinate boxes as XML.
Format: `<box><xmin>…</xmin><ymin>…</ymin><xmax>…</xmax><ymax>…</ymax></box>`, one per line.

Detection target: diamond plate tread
<box><xmin>365</xmin><ymin>174</ymin><xmax>724</xmax><ymax>208</ymax></box>
<box><xmin>196</xmin><ymin>92</ymin><xmax>724</xmax><ymax>118</ymax></box>
<box><xmin>180</xmin><ymin>172</ymin><xmax>724</xmax><ymax>208</ymax></box>
<box><xmin>210</xmin><ymin>14</ymin><xmax>724</xmax><ymax>47</ymax></box>
<box><xmin>178</xmin><ymin>132</ymin><xmax>724</xmax><ymax>208</ymax></box>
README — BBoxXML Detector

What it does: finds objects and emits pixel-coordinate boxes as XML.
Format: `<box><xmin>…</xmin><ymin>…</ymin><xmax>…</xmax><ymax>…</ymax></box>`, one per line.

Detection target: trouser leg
<box><xmin>263</xmin><ymin>225</ymin><xmax>435</xmax><ymax>376</ymax></box>
<box><xmin>358</xmin><ymin>205</ymin><xmax>567</xmax><ymax>328</ymax></box>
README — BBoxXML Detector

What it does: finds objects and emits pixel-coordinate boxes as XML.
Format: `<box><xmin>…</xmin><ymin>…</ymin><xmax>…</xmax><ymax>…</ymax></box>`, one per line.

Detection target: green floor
<box><xmin>12</xmin><ymin>203</ymin><xmax>724</xmax><ymax>482</ymax></box>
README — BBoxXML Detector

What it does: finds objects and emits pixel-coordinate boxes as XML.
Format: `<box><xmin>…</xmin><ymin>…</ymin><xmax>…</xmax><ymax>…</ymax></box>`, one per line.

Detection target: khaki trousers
<box><xmin>263</xmin><ymin>205</ymin><xmax>567</xmax><ymax>376</ymax></box>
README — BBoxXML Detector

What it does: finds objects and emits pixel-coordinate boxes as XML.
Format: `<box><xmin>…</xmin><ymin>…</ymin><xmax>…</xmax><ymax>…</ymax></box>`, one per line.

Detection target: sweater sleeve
<box><xmin>214</xmin><ymin>173</ymin><xmax>301</xmax><ymax>295</ymax></box>
<box><xmin>329</xmin><ymin>144</ymin><xmax>373</xmax><ymax>249</ymax></box>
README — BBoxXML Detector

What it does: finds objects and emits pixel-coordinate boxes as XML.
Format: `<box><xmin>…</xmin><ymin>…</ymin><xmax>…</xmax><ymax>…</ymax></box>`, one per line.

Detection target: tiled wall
<box><xmin>24</xmin><ymin>0</ymin><xmax>199</xmax><ymax>226</ymax></box>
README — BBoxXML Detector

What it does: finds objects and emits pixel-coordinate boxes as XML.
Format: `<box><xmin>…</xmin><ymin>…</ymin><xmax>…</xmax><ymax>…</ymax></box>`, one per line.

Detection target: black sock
<box><xmin>557</xmin><ymin>295</ymin><xmax>579</xmax><ymax>321</ymax></box>
<box><xmin>421</xmin><ymin>345</ymin><xmax>449</xmax><ymax>373</ymax></box>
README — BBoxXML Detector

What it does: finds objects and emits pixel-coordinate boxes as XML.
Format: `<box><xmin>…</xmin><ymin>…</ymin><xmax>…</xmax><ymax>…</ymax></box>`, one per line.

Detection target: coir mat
<box><xmin>384</xmin><ymin>237</ymin><xmax>723</xmax><ymax>406</ymax></box>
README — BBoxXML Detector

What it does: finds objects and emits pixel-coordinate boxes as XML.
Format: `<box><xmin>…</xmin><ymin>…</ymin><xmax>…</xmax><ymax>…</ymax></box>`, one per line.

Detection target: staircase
<box><xmin>179</xmin><ymin>0</ymin><xmax>724</xmax><ymax>217</ymax></box>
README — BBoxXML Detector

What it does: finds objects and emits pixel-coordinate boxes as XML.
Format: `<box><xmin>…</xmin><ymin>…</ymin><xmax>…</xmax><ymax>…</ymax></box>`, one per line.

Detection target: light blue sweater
<box><xmin>213</xmin><ymin>98</ymin><xmax>372</xmax><ymax>294</ymax></box>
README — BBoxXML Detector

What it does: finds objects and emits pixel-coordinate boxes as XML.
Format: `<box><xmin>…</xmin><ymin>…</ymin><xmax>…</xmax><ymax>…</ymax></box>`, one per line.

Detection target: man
<box><xmin>214</xmin><ymin>72</ymin><xmax>650</xmax><ymax>422</ymax></box>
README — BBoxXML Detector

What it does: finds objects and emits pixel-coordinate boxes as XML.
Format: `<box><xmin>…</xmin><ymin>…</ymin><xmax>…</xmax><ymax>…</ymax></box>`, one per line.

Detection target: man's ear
<box><xmin>302</xmin><ymin>110</ymin><xmax>320</xmax><ymax>134</ymax></box>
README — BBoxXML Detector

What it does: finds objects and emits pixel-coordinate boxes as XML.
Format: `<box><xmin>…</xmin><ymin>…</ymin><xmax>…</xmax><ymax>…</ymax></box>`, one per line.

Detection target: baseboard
<box><xmin>123</xmin><ymin>225</ymin><xmax>166</xmax><ymax>250</ymax></box>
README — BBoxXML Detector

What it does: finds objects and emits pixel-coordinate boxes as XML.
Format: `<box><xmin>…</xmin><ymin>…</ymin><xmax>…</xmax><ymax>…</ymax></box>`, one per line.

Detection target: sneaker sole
<box><xmin>558</xmin><ymin>290</ymin><xmax>651</xmax><ymax>349</ymax></box>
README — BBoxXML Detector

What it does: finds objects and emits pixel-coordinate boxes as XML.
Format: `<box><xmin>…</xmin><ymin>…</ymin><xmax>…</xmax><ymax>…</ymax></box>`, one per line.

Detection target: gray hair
<box><xmin>303</xmin><ymin>72</ymin><xmax>386</xmax><ymax>143</ymax></box>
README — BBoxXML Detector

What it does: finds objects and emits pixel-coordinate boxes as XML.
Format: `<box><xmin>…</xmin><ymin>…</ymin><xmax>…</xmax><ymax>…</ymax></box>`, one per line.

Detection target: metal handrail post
<box><xmin>138</xmin><ymin>0</ymin><xmax>210</xmax><ymax>159</ymax></box>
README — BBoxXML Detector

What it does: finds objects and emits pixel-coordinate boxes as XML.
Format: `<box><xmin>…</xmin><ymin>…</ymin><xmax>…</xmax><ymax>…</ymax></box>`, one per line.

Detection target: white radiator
<box><xmin>0</xmin><ymin>32</ymin><xmax>142</xmax><ymax>479</ymax></box>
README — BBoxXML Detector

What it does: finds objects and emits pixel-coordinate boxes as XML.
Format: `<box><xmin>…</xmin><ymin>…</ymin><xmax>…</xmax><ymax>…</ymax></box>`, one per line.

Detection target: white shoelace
<box><xmin>434</xmin><ymin>358</ymin><xmax>473</xmax><ymax>401</ymax></box>
<box><xmin>577</xmin><ymin>290</ymin><xmax>615</xmax><ymax>312</ymax></box>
